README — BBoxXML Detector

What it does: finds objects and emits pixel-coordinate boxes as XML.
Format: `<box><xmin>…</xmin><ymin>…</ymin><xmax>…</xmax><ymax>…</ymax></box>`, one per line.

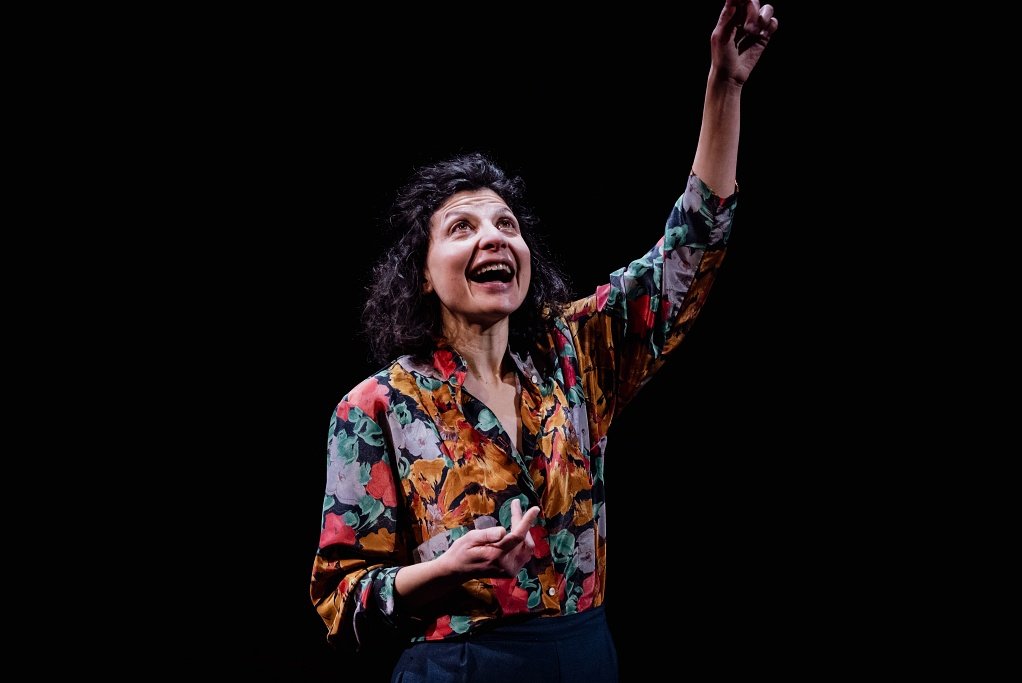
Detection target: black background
<box><xmin>169</xmin><ymin>4</ymin><xmax>867</xmax><ymax>678</ymax></box>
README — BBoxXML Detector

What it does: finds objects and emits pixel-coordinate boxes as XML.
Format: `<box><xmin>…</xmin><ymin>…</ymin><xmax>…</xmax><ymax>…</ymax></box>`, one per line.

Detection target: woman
<box><xmin>311</xmin><ymin>3</ymin><xmax>778</xmax><ymax>680</ymax></box>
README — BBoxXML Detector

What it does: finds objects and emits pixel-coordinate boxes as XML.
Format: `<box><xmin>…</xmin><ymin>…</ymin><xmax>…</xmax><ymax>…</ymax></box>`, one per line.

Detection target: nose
<box><xmin>477</xmin><ymin>221</ymin><xmax>508</xmax><ymax>250</ymax></box>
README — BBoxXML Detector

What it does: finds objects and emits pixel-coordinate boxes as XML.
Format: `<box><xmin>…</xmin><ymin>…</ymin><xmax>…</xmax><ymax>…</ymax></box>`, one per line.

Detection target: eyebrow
<box><xmin>442</xmin><ymin>207</ymin><xmax>516</xmax><ymax>225</ymax></box>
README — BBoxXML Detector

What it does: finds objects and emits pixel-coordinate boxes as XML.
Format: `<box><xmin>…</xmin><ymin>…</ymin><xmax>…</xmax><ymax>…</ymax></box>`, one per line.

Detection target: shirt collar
<box><xmin>430</xmin><ymin>340</ymin><xmax>469</xmax><ymax>388</ymax></box>
<box><xmin>427</xmin><ymin>338</ymin><xmax>542</xmax><ymax>391</ymax></box>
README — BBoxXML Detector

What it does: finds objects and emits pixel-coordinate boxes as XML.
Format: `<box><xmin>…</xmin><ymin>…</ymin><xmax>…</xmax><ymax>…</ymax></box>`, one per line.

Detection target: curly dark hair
<box><xmin>362</xmin><ymin>152</ymin><xmax>572</xmax><ymax>365</ymax></box>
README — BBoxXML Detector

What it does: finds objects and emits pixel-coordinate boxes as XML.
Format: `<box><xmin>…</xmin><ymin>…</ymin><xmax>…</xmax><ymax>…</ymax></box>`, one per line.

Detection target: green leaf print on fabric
<box><xmin>394</xmin><ymin>402</ymin><xmax>413</xmax><ymax>426</ymax></box>
<box><xmin>476</xmin><ymin>408</ymin><xmax>499</xmax><ymax>432</ymax></box>
<box><xmin>416</xmin><ymin>376</ymin><xmax>443</xmax><ymax>392</ymax></box>
<box><xmin>342</xmin><ymin>510</ymin><xmax>359</xmax><ymax>528</ymax></box>
<box><xmin>625</xmin><ymin>260</ymin><xmax>650</xmax><ymax>278</ymax></box>
<box><xmin>450</xmin><ymin>615</ymin><xmax>472</xmax><ymax>634</ymax></box>
<box><xmin>513</xmin><ymin>569</ymin><xmax>543</xmax><ymax>608</ymax></box>
<box><xmin>516</xmin><ymin>569</ymin><xmax>537</xmax><ymax>590</ymax></box>
<box><xmin>549</xmin><ymin>529</ymin><xmax>576</xmax><ymax>565</ymax></box>
<box><xmin>665</xmin><ymin>222</ymin><xmax>688</xmax><ymax>250</ymax></box>
<box><xmin>350</xmin><ymin>408</ymin><xmax>384</xmax><ymax>448</ymax></box>
<box><xmin>333</xmin><ymin>428</ymin><xmax>361</xmax><ymax>465</ymax></box>
<box><xmin>539</xmin><ymin>379</ymin><xmax>554</xmax><ymax>398</ymax></box>
<box><xmin>604</xmin><ymin>285</ymin><xmax>623</xmax><ymax>309</ymax></box>
<box><xmin>322</xmin><ymin>495</ymin><xmax>336</xmax><ymax>512</ymax></box>
<box><xmin>359</xmin><ymin>461</ymin><xmax>371</xmax><ymax>485</ymax></box>
<box><xmin>358</xmin><ymin>494</ymin><xmax>384</xmax><ymax>524</ymax></box>
<box><xmin>563</xmin><ymin>553</ymin><xmax>578</xmax><ymax>581</ymax></box>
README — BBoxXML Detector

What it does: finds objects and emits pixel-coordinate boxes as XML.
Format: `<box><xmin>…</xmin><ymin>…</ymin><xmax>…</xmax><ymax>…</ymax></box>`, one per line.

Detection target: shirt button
<box><xmin>532</xmin><ymin>375</ymin><xmax>539</xmax><ymax>384</ymax></box>
<box><xmin>547</xmin><ymin>587</ymin><xmax>556</xmax><ymax>596</ymax></box>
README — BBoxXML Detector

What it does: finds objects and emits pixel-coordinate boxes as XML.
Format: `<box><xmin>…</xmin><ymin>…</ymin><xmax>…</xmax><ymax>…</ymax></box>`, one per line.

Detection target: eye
<box><xmin>498</xmin><ymin>218</ymin><xmax>519</xmax><ymax>233</ymax></box>
<box><xmin>450</xmin><ymin>220</ymin><xmax>472</xmax><ymax>234</ymax></box>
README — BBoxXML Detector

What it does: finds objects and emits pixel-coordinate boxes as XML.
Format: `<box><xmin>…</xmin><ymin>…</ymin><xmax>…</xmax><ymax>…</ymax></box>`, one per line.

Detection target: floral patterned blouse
<box><xmin>311</xmin><ymin>173</ymin><xmax>736</xmax><ymax>649</ymax></box>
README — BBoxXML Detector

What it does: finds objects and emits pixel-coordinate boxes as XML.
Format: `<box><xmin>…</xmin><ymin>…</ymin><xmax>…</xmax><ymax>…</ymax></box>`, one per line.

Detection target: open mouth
<box><xmin>467</xmin><ymin>262</ymin><xmax>515</xmax><ymax>284</ymax></box>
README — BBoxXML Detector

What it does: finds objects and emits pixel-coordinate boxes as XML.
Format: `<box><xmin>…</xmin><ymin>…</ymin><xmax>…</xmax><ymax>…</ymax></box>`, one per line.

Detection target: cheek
<box><xmin>425</xmin><ymin>247</ymin><xmax>467</xmax><ymax>288</ymax></box>
<box><xmin>423</xmin><ymin>244</ymin><xmax>445</xmax><ymax>277</ymax></box>
<box><xmin>518</xmin><ymin>245</ymin><xmax>533</xmax><ymax>283</ymax></box>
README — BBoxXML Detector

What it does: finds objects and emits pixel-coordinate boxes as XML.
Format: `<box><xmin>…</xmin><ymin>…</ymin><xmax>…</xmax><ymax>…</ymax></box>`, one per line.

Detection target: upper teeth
<box><xmin>472</xmin><ymin>264</ymin><xmax>511</xmax><ymax>276</ymax></box>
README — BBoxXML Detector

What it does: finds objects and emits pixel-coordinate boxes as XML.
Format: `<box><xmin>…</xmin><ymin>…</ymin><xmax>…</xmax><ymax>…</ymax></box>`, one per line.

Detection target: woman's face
<box><xmin>423</xmin><ymin>188</ymin><xmax>532</xmax><ymax>336</ymax></box>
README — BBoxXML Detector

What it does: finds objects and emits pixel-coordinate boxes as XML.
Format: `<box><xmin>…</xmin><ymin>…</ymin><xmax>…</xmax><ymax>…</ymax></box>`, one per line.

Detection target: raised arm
<box><xmin>560</xmin><ymin>4</ymin><xmax>780</xmax><ymax>421</ymax></box>
<box><xmin>692</xmin><ymin>0</ymin><xmax>778</xmax><ymax>195</ymax></box>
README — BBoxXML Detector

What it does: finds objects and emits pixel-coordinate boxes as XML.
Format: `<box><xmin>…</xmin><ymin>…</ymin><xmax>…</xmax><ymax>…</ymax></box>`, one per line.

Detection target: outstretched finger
<box><xmin>513</xmin><ymin>505</ymin><xmax>540</xmax><ymax>536</ymax></box>
<box><xmin>718</xmin><ymin>0</ymin><xmax>751</xmax><ymax>44</ymax></box>
<box><xmin>509</xmin><ymin>498</ymin><xmax>523</xmax><ymax>525</ymax></box>
<box><xmin>495</xmin><ymin>502</ymin><xmax>540</xmax><ymax>551</ymax></box>
<box><xmin>719</xmin><ymin>0</ymin><xmax>747</xmax><ymax>27</ymax></box>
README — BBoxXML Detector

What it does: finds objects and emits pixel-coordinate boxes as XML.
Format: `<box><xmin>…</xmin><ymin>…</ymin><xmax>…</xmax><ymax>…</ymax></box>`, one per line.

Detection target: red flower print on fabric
<box><xmin>434</xmin><ymin>349</ymin><xmax>457</xmax><ymax>380</ymax></box>
<box><xmin>337</xmin><ymin>377</ymin><xmax>390</xmax><ymax>420</ymax></box>
<box><xmin>530</xmin><ymin>525</ymin><xmax>550</xmax><ymax>559</ymax></box>
<box><xmin>492</xmin><ymin>577</ymin><xmax>530</xmax><ymax>613</ymax></box>
<box><xmin>595</xmin><ymin>283</ymin><xmax>611</xmax><ymax>312</ymax></box>
<box><xmin>320</xmin><ymin>512</ymin><xmax>356</xmax><ymax>547</ymax></box>
<box><xmin>626</xmin><ymin>294</ymin><xmax>655</xmax><ymax>338</ymax></box>
<box><xmin>577</xmin><ymin>572</ymin><xmax>597</xmax><ymax>612</ymax></box>
<box><xmin>425</xmin><ymin>615</ymin><xmax>454</xmax><ymax>640</ymax></box>
<box><xmin>366</xmin><ymin>460</ymin><xmax>398</xmax><ymax>506</ymax></box>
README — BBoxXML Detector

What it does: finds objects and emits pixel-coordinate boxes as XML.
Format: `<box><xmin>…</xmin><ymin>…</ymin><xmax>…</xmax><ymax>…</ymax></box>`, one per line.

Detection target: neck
<box><xmin>449</xmin><ymin>331</ymin><xmax>511</xmax><ymax>385</ymax></box>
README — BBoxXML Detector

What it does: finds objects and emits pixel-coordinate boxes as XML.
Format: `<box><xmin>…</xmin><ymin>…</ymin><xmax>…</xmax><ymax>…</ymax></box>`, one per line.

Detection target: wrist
<box><xmin>707</xmin><ymin>67</ymin><xmax>745</xmax><ymax>92</ymax></box>
<box><xmin>433</xmin><ymin>552</ymin><xmax>467</xmax><ymax>587</ymax></box>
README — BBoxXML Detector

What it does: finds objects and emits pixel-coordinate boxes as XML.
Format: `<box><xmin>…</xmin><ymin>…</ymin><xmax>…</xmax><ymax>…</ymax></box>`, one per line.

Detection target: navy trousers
<box><xmin>391</xmin><ymin>606</ymin><xmax>618</xmax><ymax>683</ymax></box>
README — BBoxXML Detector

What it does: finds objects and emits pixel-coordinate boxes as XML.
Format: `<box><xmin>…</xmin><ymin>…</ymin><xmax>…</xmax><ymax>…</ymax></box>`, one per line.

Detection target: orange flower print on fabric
<box><xmin>449</xmin><ymin>493</ymin><xmax>497</xmax><ymax>527</ymax></box>
<box><xmin>572</xmin><ymin>498</ymin><xmax>594</xmax><ymax>528</ymax></box>
<box><xmin>359</xmin><ymin>527</ymin><xmax>396</xmax><ymax>553</ymax></box>
<box><xmin>408</xmin><ymin>458</ymin><xmax>446</xmax><ymax>502</ymax></box>
<box><xmin>439</xmin><ymin>444</ymin><xmax>519</xmax><ymax>507</ymax></box>
<box><xmin>538</xmin><ymin>565</ymin><xmax>564</xmax><ymax>610</ymax></box>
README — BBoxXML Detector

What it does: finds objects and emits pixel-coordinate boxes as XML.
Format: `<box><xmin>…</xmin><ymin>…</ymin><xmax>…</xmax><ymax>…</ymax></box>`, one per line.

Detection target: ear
<box><xmin>422</xmin><ymin>270</ymin><xmax>433</xmax><ymax>294</ymax></box>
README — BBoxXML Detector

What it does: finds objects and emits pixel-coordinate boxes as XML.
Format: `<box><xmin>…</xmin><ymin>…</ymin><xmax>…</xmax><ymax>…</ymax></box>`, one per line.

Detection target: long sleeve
<box><xmin>567</xmin><ymin>172</ymin><xmax>736</xmax><ymax>417</ymax></box>
<box><xmin>310</xmin><ymin>375</ymin><xmax>410</xmax><ymax>651</ymax></box>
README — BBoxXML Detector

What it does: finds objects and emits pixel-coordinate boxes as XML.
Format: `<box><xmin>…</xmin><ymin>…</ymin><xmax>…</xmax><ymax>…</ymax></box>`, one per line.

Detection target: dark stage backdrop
<box><xmin>177</xmin><ymin>5</ymin><xmax>852</xmax><ymax>679</ymax></box>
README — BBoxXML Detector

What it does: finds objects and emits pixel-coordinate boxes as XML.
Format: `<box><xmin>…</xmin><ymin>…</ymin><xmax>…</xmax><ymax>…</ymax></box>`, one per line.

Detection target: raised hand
<box><xmin>712</xmin><ymin>0</ymin><xmax>779</xmax><ymax>85</ymax></box>
<box><xmin>439</xmin><ymin>499</ymin><xmax>541</xmax><ymax>580</ymax></box>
